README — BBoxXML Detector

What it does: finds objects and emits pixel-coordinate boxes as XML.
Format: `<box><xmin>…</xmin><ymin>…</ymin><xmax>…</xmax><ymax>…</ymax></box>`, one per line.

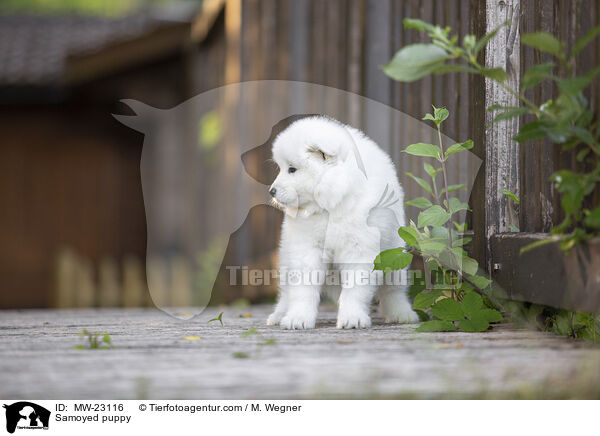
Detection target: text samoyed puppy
<box><xmin>267</xmin><ymin>116</ymin><xmax>418</xmax><ymax>329</ymax></box>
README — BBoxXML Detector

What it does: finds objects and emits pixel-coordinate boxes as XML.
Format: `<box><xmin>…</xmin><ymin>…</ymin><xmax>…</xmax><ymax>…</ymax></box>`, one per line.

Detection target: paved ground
<box><xmin>1</xmin><ymin>305</ymin><xmax>600</xmax><ymax>399</ymax></box>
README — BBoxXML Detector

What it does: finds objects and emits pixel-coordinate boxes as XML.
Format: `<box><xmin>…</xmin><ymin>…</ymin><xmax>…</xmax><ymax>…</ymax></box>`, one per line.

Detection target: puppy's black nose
<box><xmin>269</xmin><ymin>188</ymin><xmax>277</xmax><ymax>197</ymax></box>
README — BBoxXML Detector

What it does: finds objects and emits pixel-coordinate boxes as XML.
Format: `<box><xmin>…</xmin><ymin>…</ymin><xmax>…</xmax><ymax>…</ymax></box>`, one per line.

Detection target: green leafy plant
<box><xmin>374</xmin><ymin>106</ymin><xmax>503</xmax><ymax>332</ymax></box>
<box><xmin>507</xmin><ymin>301</ymin><xmax>600</xmax><ymax>342</ymax></box>
<box><xmin>501</xmin><ymin>190</ymin><xmax>520</xmax><ymax>232</ymax></box>
<box><xmin>208</xmin><ymin>311</ymin><xmax>224</xmax><ymax>326</ymax></box>
<box><xmin>384</xmin><ymin>19</ymin><xmax>600</xmax><ymax>252</ymax></box>
<box><xmin>74</xmin><ymin>329</ymin><xmax>114</xmax><ymax>350</ymax></box>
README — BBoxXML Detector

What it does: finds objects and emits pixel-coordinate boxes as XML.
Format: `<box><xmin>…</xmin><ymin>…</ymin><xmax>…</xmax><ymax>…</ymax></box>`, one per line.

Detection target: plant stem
<box><xmin>437</xmin><ymin>125</ymin><xmax>453</xmax><ymax>250</ymax></box>
<box><xmin>437</xmin><ymin>124</ymin><xmax>455</xmax><ymax>297</ymax></box>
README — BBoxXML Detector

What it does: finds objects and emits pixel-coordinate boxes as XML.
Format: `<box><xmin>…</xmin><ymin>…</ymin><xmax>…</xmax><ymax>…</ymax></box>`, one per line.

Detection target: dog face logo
<box><xmin>3</xmin><ymin>402</ymin><xmax>50</xmax><ymax>433</ymax></box>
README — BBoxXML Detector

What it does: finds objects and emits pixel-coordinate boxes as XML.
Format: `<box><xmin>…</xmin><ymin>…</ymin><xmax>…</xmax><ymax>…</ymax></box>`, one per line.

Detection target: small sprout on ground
<box><xmin>259</xmin><ymin>338</ymin><xmax>276</xmax><ymax>346</ymax></box>
<box><xmin>232</xmin><ymin>352</ymin><xmax>250</xmax><ymax>359</ymax></box>
<box><xmin>238</xmin><ymin>312</ymin><xmax>253</xmax><ymax>318</ymax></box>
<box><xmin>182</xmin><ymin>336</ymin><xmax>203</xmax><ymax>341</ymax></box>
<box><xmin>75</xmin><ymin>329</ymin><xmax>114</xmax><ymax>350</ymax></box>
<box><xmin>242</xmin><ymin>327</ymin><xmax>260</xmax><ymax>337</ymax></box>
<box><xmin>208</xmin><ymin>312</ymin><xmax>224</xmax><ymax>326</ymax></box>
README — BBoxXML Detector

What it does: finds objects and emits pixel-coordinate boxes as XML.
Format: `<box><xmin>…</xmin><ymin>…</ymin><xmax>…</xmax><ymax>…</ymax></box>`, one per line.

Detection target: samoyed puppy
<box><xmin>267</xmin><ymin>116</ymin><xmax>418</xmax><ymax>329</ymax></box>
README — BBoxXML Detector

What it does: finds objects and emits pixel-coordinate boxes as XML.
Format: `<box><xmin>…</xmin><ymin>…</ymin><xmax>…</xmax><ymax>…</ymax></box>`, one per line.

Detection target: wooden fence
<box><xmin>53</xmin><ymin>0</ymin><xmax>600</xmax><ymax>311</ymax></box>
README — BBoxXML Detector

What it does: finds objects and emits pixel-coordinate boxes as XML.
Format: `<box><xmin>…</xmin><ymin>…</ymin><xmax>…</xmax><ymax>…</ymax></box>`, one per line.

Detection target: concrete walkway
<box><xmin>1</xmin><ymin>305</ymin><xmax>599</xmax><ymax>399</ymax></box>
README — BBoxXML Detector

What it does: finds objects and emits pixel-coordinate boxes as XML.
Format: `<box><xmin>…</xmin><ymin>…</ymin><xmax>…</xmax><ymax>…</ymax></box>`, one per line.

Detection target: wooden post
<box><xmin>484</xmin><ymin>0</ymin><xmax>521</xmax><ymax>270</ymax></box>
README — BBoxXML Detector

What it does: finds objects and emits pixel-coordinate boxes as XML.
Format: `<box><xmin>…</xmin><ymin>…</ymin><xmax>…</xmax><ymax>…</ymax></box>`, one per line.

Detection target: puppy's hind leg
<box><xmin>267</xmin><ymin>289</ymin><xmax>288</xmax><ymax>326</ymax></box>
<box><xmin>378</xmin><ymin>281</ymin><xmax>418</xmax><ymax>323</ymax></box>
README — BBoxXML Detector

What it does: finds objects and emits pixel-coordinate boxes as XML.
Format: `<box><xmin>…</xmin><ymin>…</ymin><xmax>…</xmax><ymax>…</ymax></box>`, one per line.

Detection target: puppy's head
<box><xmin>269</xmin><ymin>116</ymin><xmax>358</xmax><ymax>214</ymax></box>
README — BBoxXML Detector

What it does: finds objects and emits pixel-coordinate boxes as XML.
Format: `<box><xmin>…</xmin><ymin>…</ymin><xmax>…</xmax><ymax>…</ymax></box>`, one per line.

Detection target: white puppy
<box><xmin>266</xmin><ymin>116</ymin><xmax>418</xmax><ymax>329</ymax></box>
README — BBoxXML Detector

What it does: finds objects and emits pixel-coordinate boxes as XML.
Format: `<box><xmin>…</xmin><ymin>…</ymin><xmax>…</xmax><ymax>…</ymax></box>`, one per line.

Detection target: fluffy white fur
<box><xmin>267</xmin><ymin>116</ymin><xmax>418</xmax><ymax>329</ymax></box>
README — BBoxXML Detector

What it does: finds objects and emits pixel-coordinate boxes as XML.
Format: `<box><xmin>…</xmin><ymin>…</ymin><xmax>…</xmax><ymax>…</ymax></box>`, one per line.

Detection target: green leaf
<box><xmin>556</xmin><ymin>66</ymin><xmax>600</xmax><ymax>95</ymax></box>
<box><xmin>103</xmin><ymin>334</ymin><xmax>112</xmax><ymax>344</ymax></box>
<box><xmin>458</xmin><ymin>317</ymin><xmax>490</xmax><ymax>332</ymax></box>
<box><xmin>454</xmin><ymin>252</ymin><xmax>478</xmax><ymax>276</ymax></box>
<box><xmin>433</xmin><ymin>106</ymin><xmax>449</xmax><ymax>124</ymax></box>
<box><xmin>521</xmin><ymin>32</ymin><xmax>562</xmax><ymax>57</ymax></box>
<box><xmin>403</xmin><ymin>18</ymin><xmax>437</xmax><ymax>32</ymax></box>
<box><xmin>440</xmin><ymin>184</ymin><xmax>466</xmax><ymax>196</ymax></box>
<box><xmin>519</xmin><ymin>235</ymin><xmax>563</xmax><ymax>254</ymax></box>
<box><xmin>404</xmin><ymin>143</ymin><xmax>441</xmax><ymax>159</ymax></box>
<box><xmin>492</xmin><ymin>107</ymin><xmax>530</xmax><ymax>122</ymax></box>
<box><xmin>572</xmin><ymin>25</ymin><xmax>600</xmax><ymax>57</ymax></box>
<box><xmin>431</xmin><ymin>298</ymin><xmax>464</xmax><ymax>321</ymax></box>
<box><xmin>418</xmin><ymin>205</ymin><xmax>451</xmax><ymax>227</ymax></box>
<box><xmin>374</xmin><ymin>248</ymin><xmax>413</xmax><ymax>273</ymax></box>
<box><xmin>501</xmin><ymin>189</ymin><xmax>520</xmax><ymax>204</ymax></box>
<box><xmin>232</xmin><ymin>352</ymin><xmax>250</xmax><ymax>359</ymax></box>
<box><xmin>418</xmin><ymin>240</ymin><xmax>448</xmax><ymax>255</ymax></box>
<box><xmin>383</xmin><ymin>44</ymin><xmax>449</xmax><ymax>82</ymax></box>
<box><xmin>569</xmin><ymin>126</ymin><xmax>596</xmax><ymax>146</ymax></box>
<box><xmin>433</xmin><ymin>64</ymin><xmax>479</xmax><ymax>75</ymax></box>
<box><xmin>466</xmin><ymin>274</ymin><xmax>492</xmax><ymax>290</ymax></box>
<box><xmin>397</xmin><ymin>226</ymin><xmax>419</xmax><ymax>246</ymax></box>
<box><xmin>406</xmin><ymin>172</ymin><xmax>434</xmax><ymax>196</ymax></box>
<box><xmin>415</xmin><ymin>320</ymin><xmax>457</xmax><ymax>332</ymax></box>
<box><xmin>412</xmin><ymin>289</ymin><xmax>443</xmax><ymax>310</ymax></box>
<box><xmin>481</xmin><ymin>67</ymin><xmax>508</xmax><ymax>82</ymax></box>
<box><xmin>406</xmin><ymin>197</ymin><xmax>433</xmax><ymax>209</ymax></box>
<box><xmin>522</xmin><ymin>62</ymin><xmax>555</xmax><ymax>89</ymax></box>
<box><xmin>462</xmin><ymin>292</ymin><xmax>483</xmax><ymax>318</ymax></box>
<box><xmin>424</xmin><ymin>162</ymin><xmax>442</xmax><ymax>179</ymax></box>
<box><xmin>454</xmin><ymin>221</ymin><xmax>467</xmax><ymax>232</ymax></box>
<box><xmin>479</xmin><ymin>308</ymin><xmax>503</xmax><ymax>323</ymax></box>
<box><xmin>487</xmin><ymin>104</ymin><xmax>520</xmax><ymax>112</ymax></box>
<box><xmin>584</xmin><ymin>206</ymin><xmax>600</xmax><ymax>229</ymax></box>
<box><xmin>445</xmin><ymin>140</ymin><xmax>474</xmax><ymax>158</ymax></box>
<box><xmin>445</xmin><ymin>197</ymin><xmax>470</xmax><ymax>214</ymax></box>
<box><xmin>513</xmin><ymin>121</ymin><xmax>547</xmax><ymax>143</ymax></box>
<box><xmin>208</xmin><ymin>311</ymin><xmax>224</xmax><ymax>326</ymax></box>
<box><xmin>474</xmin><ymin>21</ymin><xmax>509</xmax><ymax>54</ymax></box>
<box><xmin>74</xmin><ymin>345</ymin><xmax>86</xmax><ymax>350</ymax></box>
<box><xmin>453</xmin><ymin>237</ymin><xmax>472</xmax><ymax>246</ymax></box>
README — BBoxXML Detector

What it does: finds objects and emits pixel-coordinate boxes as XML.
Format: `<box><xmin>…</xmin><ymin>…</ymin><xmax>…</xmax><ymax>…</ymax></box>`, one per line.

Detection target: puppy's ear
<box><xmin>307</xmin><ymin>146</ymin><xmax>334</xmax><ymax>162</ymax></box>
<box><xmin>307</xmin><ymin>142</ymin><xmax>349</xmax><ymax>163</ymax></box>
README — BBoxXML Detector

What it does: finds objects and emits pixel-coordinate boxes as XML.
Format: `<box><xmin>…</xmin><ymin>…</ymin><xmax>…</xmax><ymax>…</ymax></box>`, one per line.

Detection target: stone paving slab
<box><xmin>1</xmin><ymin>306</ymin><xmax>599</xmax><ymax>399</ymax></box>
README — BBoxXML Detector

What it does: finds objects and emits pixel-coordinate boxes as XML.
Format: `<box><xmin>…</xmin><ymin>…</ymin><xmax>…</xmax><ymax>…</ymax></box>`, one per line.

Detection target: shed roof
<box><xmin>0</xmin><ymin>5</ymin><xmax>200</xmax><ymax>87</ymax></box>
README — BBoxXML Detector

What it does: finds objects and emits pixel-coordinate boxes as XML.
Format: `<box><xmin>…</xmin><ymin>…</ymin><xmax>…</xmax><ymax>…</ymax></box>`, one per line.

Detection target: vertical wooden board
<box><xmin>390</xmin><ymin>0</ymin><xmax>404</xmax><ymax>165</ymax></box>
<box><xmin>484</xmin><ymin>0</ymin><xmax>520</xmax><ymax>274</ymax></box>
<box><xmin>288</xmin><ymin>0</ymin><xmax>309</xmax><ymax>84</ymax></box>
<box><xmin>346</xmin><ymin>0</ymin><xmax>364</xmax><ymax>128</ymax></box>
<box><xmin>519</xmin><ymin>0</ymin><xmax>556</xmax><ymax>233</ymax></box>
<box><xmin>363</xmin><ymin>0</ymin><xmax>393</xmax><ymax>152</ymax></box>
<box><xmin>468</xmin><ymin>0</ymin><xmax>487</xmax><ymax>265</ymax></box>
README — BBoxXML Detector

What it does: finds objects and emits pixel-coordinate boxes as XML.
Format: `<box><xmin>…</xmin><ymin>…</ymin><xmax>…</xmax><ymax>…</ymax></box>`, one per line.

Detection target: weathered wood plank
<box><xmin>1</xmin><ymin>307</ymin><xmax>599</xmax><ymax>399</ymax></box>
<box><xmin>484</xmin><ymin>0</ymin><xmax>521</xmax><ymax>270</ymax></box>
<box><xmin>491</xmin><ymin>234</ymin><xmax>600</xmax><ymax>313</ymax></box>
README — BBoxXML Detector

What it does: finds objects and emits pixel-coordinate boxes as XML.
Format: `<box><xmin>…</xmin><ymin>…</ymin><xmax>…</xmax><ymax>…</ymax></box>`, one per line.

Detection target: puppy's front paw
<box><xmin>266</xmin><ymin>312</ymin><xmax>283</xmax><ymax>326</ymax></box>
<box><xmin>384</xmin><ymin>308</ymin><xmax>419</xmax><ymax>324</ymax></box>
<box><xmin>280</xmin><ymin>311</ymin><xmax>316</xmax><ymax>330</ymax></box>
<box><xmin>336</xmin><ymin>307</ymin><xmax>371</xmax><ymax>329</ymax></box>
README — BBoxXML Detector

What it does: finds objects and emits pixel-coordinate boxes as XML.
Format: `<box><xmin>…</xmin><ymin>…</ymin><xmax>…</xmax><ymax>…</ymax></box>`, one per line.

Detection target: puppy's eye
<box><xmin>288</xmin><ymin>167</ymin><xmax>297</xmax><ymax>174</ymax></box>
